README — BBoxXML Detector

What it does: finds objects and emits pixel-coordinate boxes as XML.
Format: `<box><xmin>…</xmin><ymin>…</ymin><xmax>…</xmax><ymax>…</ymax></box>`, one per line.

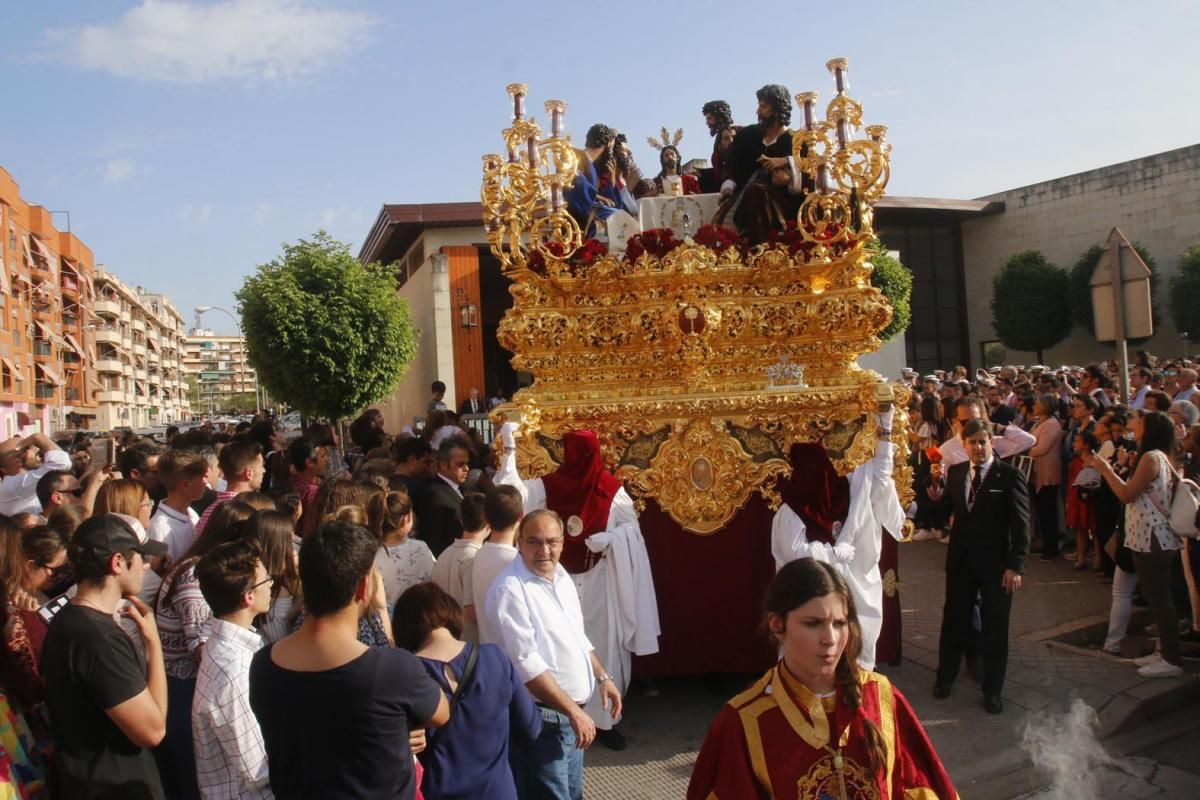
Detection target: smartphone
<box><xmin>106</xmin><ymin>437</ymin><xmax>117</xmax><ymax>466</ymax></box>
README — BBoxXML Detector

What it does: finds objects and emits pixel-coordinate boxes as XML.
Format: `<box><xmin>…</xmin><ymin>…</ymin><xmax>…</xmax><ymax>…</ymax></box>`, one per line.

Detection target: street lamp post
<box><xmin>194</xmin><ymin>306</ymin><xmax>258</xmax><ymax>415</ymax></box>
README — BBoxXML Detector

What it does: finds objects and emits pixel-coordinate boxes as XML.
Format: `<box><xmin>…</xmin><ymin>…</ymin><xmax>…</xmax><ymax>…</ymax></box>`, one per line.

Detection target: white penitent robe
<box><xmin>495</xmin><ymin>451</ymin><xmax>661</xmax><ymax>730</ymax></box>
<box><xmin>770</xmin><ymin>412</ymin><xmax>905</xmax><ymax>671</ymax></box>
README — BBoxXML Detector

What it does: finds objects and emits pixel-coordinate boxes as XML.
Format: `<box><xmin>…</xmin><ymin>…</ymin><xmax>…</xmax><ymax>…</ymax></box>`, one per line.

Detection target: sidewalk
<box><xmin>582</xmin><ymin>538</ymin><xmax>1200</xmax><ymax>799</ymax></box>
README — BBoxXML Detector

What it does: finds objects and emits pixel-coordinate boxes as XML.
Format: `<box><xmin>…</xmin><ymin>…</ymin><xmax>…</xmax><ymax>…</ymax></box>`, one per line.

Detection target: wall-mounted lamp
<box><xmin>456</xmin><ymin>288</ymin><xmax>478</xmax><ymax>329</ymax></box>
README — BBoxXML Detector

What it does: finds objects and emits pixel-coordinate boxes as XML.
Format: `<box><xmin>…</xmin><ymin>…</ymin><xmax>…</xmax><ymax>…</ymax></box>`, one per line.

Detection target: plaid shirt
<box><xmin>192</xmin><ymin>618</ymin><xmax>272</xmax><ymax>799</ymax></box>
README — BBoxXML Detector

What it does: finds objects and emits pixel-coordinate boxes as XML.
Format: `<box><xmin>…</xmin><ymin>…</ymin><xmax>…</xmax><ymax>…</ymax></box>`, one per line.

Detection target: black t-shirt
<box><xmin>39</xmin><ymin>604</ymin><xmax>164</xmax><ymax>800</ymax></box>
<box><xmin>249</xmin><ymin>644</ymin><xmax>442</xmax><ymax>799</ymax></box>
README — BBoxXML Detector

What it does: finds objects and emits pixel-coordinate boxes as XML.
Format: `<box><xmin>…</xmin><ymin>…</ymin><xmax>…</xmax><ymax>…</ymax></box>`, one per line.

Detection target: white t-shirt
<box><xmin>147</xmin><ymin>502</ymin><xmax>200</xmax><ymax>562</ymax></box>
<box><xmin>374</xmin><ymin>539</ymin><xmax>435</xmax><ymax>608</ymax></box>
<box><xmin>0</xmin><ymin>450</ymin><xmax>73</xmax><ymax>516</ymax></box>
<box><xmin>466</xmin><ymin>542</ymin><xmax>518</xmax><ymax>645</ymax></box>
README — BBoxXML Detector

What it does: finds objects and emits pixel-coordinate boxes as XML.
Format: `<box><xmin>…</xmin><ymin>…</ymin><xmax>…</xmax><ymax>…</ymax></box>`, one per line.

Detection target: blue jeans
<box><xmin>512</xmin><ymin>706</ymin><xmax>584</xmax><ymax>800</ymax></box>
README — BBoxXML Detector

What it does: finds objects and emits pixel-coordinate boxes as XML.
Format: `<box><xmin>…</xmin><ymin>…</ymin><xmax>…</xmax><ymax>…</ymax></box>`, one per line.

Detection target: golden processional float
<box><xmin>482</xmin><ymin>58</ymin><xmax>913</xmax><ymax>538</ymax></box>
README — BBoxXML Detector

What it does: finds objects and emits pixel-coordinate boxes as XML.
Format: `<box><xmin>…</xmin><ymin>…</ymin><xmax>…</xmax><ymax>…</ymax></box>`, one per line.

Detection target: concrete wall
<box><xmin>377</xmin><ymin>249</ymin><xmax>454</xmax><ymax>432</ymax></box>
<box><xmin>961</xmin><ymin>144</ymin><xmax>1200</xmax><ymax>367</ymax></box>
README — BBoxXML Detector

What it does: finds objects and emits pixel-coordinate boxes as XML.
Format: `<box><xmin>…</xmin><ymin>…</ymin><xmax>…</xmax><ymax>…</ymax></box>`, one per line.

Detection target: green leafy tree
<box><xmin>990</xmin><ymin>250</ymin><xmax>1072</xmax><ymax>363</ymax></box>
<box><xmin>236</xmin><ymin>232</ymin><xmax>417</xmax><ymax>421</ymax></box>
<box><xmin>1169</xmin><ymin>245</ymin><xmax>1200</xmax><ymax>343</ymax></box>
<box><xmin>868</xmin><ymin>239</ymin><xmax>912</xmax><ymax>343</ymax></box>
<box><xmin>1067</xmin><ymin>241</ymin><xmax>1160</xmax><ymax>344</ymax></box>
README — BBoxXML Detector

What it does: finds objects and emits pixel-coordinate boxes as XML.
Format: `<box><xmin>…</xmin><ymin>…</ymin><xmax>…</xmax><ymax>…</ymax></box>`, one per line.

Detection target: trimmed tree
<box><xmin>1067</xmin><ymin>240</ymin><xmax>1160</xmax><ymax>344</ymax></box>
<box><xmin>868</xmin><ymin>239</ymin><xmax>912</xmax><ymax>343</ymax></box>
<box><xmin>1169</xmin><ymin>244</ymin><xmax>1200</xmax><ymax>342</ymax></box>
<box><xmin>990</xmin><ymin>250</ymin><xmax>1072</xmax><ymax>364</ymax></box>
<box><xmin>236</xmin><ymin>231</ymin><xmax>417</xmax><ymax>421</ymax></box>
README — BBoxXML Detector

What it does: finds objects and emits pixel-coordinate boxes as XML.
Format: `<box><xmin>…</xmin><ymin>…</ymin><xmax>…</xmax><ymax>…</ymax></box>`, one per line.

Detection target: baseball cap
<box><xmin>71</xmin><ymin>513</ymin><xmax>168</xmax><ymax>562</ymax></box>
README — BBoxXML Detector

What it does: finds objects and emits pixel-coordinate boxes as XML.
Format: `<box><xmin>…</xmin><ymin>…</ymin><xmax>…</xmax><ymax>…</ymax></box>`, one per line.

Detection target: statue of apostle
<box><xmin>495</xmin><ymin>424</ymin><xmax>661</xmax><ymax>747</ymax></box>
<box><xmin>700</xmin><ymin>100</ymin><xmax>739</xmax><ymax>193</ymax></box>
<box><xmin>769</xmin><ymin>409</ymin><xmax>905</xmax><ymax>671</ymax></box>
<box><xmin>565</xmin><ymin>124</ymin><xmax>639</xmax><ymax>237</ymax></box>
<box><xmin>715</xmin><ymin>85</ymin><xmax>812</xmax><ymax>244</ymax></box>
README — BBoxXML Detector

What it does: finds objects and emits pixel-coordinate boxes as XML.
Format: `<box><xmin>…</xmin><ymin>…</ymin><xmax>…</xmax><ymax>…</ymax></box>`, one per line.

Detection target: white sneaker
<box><xmin>1137</xmin><ymin>659</ymin><xmax>1183</xmax><ymax>678</ymax></box>
<box><xmin>1133</xmin><ymin>652</ymin><xmax>1162</xmax><ymax>667</ymax></box>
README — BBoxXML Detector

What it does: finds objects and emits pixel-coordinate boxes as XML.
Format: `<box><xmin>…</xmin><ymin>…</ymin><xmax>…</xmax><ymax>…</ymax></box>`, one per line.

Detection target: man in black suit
<box><xmin>415</xmin><ymin>438</ymin><xmax>470</xmax><ymax>558</ymax></box>
<box><xmin>930</xmin><ymin>418</ymin><xmax>1030</xmax><ymax>714</ymax></box>
<box><xmin>459</xmin><ymin>387</ymin><xmax>484</xmax><ymax>415</ymax></box>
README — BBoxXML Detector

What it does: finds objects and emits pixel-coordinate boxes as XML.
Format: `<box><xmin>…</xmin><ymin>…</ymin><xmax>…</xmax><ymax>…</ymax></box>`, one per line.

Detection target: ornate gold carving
<box><xmin>485</xmin><ymin>61</ymin><xmax>906</xmax><ymax>534</ymax></box>
<box><xmin>883</xmin><ymin>568</ymin><xmax>898</xmax><ymax>599</ymax></box>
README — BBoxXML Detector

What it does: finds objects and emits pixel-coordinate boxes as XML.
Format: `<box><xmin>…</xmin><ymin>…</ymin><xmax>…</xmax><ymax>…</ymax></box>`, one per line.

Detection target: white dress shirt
<box><xmin>192</xmin><ymin>618</ymin><xmax>272</xmax><ymax>800</ymax></box>
<box><xmin>938</xmin><ymin>424</ymin><xmax>1035</xmax><ymax>466</ymax></box>
<box><xmin>0</xmin><ymin>450</ymin><xmax>73</xmax><ymax>516</ymax></box>
<box><xmin>487</xmin><ymin>556</ymin><xmax>595</xmax><ymax>703</ymax></box>
<box><xmin>965</xmin><ymin>456</ymin><xmax>996</xmax><ymax>505</ymax></box>
<box><xmin>467</xmin><ymin>542</ymin><xmax>518</xmax><ymax>645</ymax></box>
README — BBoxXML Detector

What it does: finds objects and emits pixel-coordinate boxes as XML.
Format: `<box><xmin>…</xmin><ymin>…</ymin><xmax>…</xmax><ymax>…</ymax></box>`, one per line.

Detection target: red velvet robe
<box><xmin>688</xmin><ymin>665</ymin><xmax>958</xmax><ymax>800</ymax></box>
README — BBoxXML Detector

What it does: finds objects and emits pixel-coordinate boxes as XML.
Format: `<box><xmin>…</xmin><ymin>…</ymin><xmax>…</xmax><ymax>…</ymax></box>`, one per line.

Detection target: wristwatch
<box><xmin>596</xmin><ymin>673</ymin><xmax>613</xmax><ymax>685</ymax></box>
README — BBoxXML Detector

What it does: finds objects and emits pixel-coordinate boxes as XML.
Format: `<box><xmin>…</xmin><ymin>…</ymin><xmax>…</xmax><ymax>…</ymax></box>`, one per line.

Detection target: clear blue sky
<box><xmin>2</xmin><ymin>0</ymin><xmax>1197</xmax><ymax>334</ymax></box>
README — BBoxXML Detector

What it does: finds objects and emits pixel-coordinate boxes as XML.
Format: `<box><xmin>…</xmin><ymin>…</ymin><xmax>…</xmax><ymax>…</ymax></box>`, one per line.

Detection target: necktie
<box><xmin>968</xmin><ymin>466</ymin><xmax>983</xmax><ymax>511</ymax></box>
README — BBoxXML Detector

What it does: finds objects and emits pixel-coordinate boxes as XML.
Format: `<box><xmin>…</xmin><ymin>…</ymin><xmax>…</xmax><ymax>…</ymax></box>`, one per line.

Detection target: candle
<box><xmin>507</xmin><ymin>83</ymin><xmax>529</xmax><ymax>121</ymax></box>
<box><xmin>836</xmin><ymin>118</ymin><xmax>849</xmax><ymax>150</ymax></box>
<box><xmin>826</xmin><ymin>58</ymin><xmax>849</xmax><ymax>94</ymax></box>
<box><xmin>817</xmin><ymin>162</ymin><xmax>832</xmax><ymax>193</ymax></box>
<box><xmin>527</xmin><ymin>135</ymin><xmax>539</xmax><ymax>167</ymax></box>
<box><xmin>545</xmin><ymin>100</ymin><xmax>566</xmax><ymax>137</ymax></box>
<box><xmin>796</xmin><ymin>92</ymin><xmax>818</xmax><ymax>131</ymax></box>
<box><xmin>551</xmin><ymin>185</ymin><xmax>562</xmax><ymax>212</ymax></box>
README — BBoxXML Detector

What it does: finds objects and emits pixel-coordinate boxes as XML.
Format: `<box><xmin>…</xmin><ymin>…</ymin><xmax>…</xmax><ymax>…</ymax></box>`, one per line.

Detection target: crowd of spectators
<box><xmin>901</xmin><ymin>353</ymin><xmax>1200</xmax><ymax>678</ymax></box>
<box><xmin>0</xmin><ymin>401</ymin><xmax>588</xmax><ymax>799</ymax></box>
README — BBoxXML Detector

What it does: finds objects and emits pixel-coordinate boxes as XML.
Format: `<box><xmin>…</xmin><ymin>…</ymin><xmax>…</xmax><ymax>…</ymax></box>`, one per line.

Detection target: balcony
<box><xmin>96</xmin><ymin>359</ymin><xmax>125</xmax><ymax>374</ymax></box>
<box><xmin>135</xmin><ymin>368</ymin><xmax>148</xmax><ymax>381</ymax></box>
<box><xmin>65</xmin><ymin>387</ymin><xmax>82</xmax><ymax>402</ymax></box>
<box><xmin>35</xmin><ymin>383</ymin><xmax>55</xmax><ymax>400</ymax></box>
<box><xmin>32</xmin><ymin>302</ymin><xmax>55</xmax><ymax>321</ymax></box>
<box><xmin>33</xmin><ymin>340</ymin><xmax>53</xmax><ymax>359</ymax></box>
<box><xmin>95</xmin><ymin>299</ymin><xmax>121</xmax><ymax>318</ymax></box>
<box><xmin>132</xmin><ymin>317</ymin><xmax>146</xmax><ymax>333</ymax></box>
<box><xmin>95</xmin><ymin>328</ymin><xmax>122</xmax><ymax>346</ymax></box>
<box><xmin>97</xmin><ymin>390</ymin><xmax>125</xmax><ymax>404</ymax></box>
<box><xmin>60</xmin><ymin>277</ymin><xmax>80</xmax><ymax>297</ymax></box>
<box><xmin>132</xmin><ymin>342</ymin><xmax>147</xmax><ymax>357</ymax></box>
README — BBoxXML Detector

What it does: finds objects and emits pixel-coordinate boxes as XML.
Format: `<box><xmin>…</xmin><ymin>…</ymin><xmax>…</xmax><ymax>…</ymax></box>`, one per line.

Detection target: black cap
<box><xmin>71</xmin><ymin>513</ymin><xmax>168</xmax><ymax>562</ymax></box>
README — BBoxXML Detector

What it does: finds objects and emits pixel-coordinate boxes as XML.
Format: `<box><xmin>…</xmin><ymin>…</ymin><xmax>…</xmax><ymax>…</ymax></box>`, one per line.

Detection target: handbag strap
<box><xmin>425</xmin><ymin>643</ymin><xmax>480</xmax><ymax>753</ymax></box>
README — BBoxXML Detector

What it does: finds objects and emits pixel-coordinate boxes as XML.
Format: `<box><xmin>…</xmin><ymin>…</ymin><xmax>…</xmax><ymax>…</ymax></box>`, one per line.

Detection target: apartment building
<box><xmin>181</xmin><ymin>330</ymin><xmax>258</xmax><ymax>416</ymax></box>
<box><xmin>93</xmin><ymin>269</ymin><xmax>191</xmax><ymax>429</ymax></box>
<box><xmin>0</xmin><ymin>167</ymin><xmax>99</xmax><ymax>437</ymax></box>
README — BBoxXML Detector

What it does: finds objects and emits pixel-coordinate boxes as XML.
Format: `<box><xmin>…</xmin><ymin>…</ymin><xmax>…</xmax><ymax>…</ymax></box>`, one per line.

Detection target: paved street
<box><xmin>583</xmin><ymin>539</ymin><xmax>1200</xmax><ymax>799</ymax></box>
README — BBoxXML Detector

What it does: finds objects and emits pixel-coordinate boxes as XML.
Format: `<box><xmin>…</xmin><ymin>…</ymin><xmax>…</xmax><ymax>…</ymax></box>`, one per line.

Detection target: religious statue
<box><xmin>700</xmin><ymin>100</ymin><xmax>739</xmax><ymax>193</ymax></box>
<box><xmin>645</xmin><ymin>126</ymin><xmax>700</xmax><ymax>197</ymax></box>
<box><xmin>565</xmin><ymin>124</ymin><xmax>639</xmax><ymax>236</ymax></box>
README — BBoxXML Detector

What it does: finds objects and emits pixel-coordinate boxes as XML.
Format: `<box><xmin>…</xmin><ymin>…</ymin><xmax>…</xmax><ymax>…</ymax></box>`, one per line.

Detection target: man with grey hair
<box><xmin>487</xmin><ymin>509</ymin><xmax>622</xmax><ymax>800</ymax></box>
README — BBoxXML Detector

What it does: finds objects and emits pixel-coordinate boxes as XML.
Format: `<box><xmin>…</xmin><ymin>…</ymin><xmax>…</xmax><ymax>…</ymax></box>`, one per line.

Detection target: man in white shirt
<box><xmin>937</xmin><ymin>398</ymin><xmax>1036</xmax><ymax>467</ymax></box>
<box><xmin>431</xmin><ymin>492</ymin><xmax>488</xmax><ymax>642</ymax></box>
<box><xmin>193</xmin><ymin>539</ymin><xmax>274</xmax><ymax>799</ymax></box>
<box><xmin>0</xmin><ymin>432</ymin><xmax>73</xmax><ymax>516</ymax></box>
<box><xmin>465</xmin><ymin>485</ymin><xmax>524</xmax><ymax>645</ymax></box>
<box><xmin>488</xmin><ymin>510</ymin><xmax>622</xmax><ymax>800</ymax></box>
<box><xmin>148</xmin><ymin>449</ymin><xmax>209</xmax><ymax>562</ymax></box>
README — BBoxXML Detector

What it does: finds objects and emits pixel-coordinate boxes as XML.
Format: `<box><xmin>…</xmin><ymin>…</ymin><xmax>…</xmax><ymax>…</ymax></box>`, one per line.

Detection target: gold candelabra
<box><xmin>481</xmin><ymin>60</ymin><xmax>912</xmax><ymax>535</ymax></box>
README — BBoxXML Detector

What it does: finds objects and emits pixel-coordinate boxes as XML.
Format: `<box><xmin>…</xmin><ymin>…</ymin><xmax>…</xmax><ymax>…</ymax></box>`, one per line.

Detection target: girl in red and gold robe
<box><xmin>687</xmin><ymin>559</ymin><xmax>957</xmax><ymax>800</ymax></box>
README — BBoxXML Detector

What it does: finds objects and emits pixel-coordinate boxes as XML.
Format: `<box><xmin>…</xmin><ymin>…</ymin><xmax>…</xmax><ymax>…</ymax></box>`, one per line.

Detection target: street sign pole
<box><xmin>1113</xmin><ymin>242</ymin><xmax>1130</xmax><ymax>404</ymax></box>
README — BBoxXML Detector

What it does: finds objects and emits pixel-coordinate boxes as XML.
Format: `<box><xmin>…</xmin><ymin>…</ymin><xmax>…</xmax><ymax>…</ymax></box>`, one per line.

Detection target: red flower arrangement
<box><xmin>624</xmin><ymin>227</ymin><xmax>683</xmax><ymax>263</ymax></box>
<box><xmin>524</xmin><ymin>239</ymin><xmax>608</xmax><ymax>275</ymax></box>
<box><xmin>693</xmin><ymin>224</ymin><xmax>747</xmax><ymax>256</ymax></box>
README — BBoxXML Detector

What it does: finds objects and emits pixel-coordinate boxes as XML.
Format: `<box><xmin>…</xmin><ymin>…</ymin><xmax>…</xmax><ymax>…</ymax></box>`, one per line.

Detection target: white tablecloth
<box><xmin>636</xmin><ymin>193</ymin><xmax>724</xmax><ymax>239</ymax></box>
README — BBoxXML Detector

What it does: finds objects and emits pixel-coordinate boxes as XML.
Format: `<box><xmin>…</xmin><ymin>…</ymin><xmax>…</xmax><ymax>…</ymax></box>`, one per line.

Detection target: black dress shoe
<box><xmin>932</xmin><ymin>682</ymin><xmax>951</xmax><ymax>700</ymax></box>
<box><xmin>596</xmin><ymin>727</ymin><xmax>627</xmax><ymax>751</ymax></box>
<box><xmin>984</xmin><ymin>695</ymin><xmax>1003</xmax><ymax>714</ymax></box>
